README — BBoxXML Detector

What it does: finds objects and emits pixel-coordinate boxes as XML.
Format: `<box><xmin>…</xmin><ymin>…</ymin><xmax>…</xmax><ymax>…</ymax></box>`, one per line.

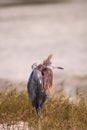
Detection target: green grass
<box><xmin>0</xmin><ymin>90</ymin><xmax>87</xmax><ymax>130</ymax></box>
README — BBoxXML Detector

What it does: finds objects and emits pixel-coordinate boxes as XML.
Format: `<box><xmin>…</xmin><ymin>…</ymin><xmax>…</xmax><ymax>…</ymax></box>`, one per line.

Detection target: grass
<box><xmin>0</xmin><ymin>90</ymin><xmax>87</xmax><ymax>130</ymax></box>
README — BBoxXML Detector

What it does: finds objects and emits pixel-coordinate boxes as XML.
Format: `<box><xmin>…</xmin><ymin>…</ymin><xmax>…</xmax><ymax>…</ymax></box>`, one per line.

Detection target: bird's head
<box><xmin>31</xmin><ymin>63</ymin><xmax>38</xmax><ymax>70</ymax></box>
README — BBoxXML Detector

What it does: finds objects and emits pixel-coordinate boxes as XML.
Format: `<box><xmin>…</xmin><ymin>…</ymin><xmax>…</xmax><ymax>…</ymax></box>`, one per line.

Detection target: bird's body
<box><xmin>27</xmin><ymin>67</ymin><xmax>47</xmax><ymax>115</ymax></box>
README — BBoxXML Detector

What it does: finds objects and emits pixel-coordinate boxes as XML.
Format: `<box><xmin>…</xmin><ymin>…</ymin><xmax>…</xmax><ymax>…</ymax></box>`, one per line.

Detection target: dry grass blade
<box><xmin>0</xmin><ymin>90</ymin><xmax>87</xmax><ymax>130</ymax></box>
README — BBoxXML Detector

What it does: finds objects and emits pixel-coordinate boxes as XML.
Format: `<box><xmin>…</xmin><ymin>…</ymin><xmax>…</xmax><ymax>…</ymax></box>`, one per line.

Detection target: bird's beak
<box><xmin>50</xmin><ymin>64</ymin><xmax>64</xmax><ymax>70</ymax></box>
<box><xmin>57</xmin><ymin>67</ymin><xmax>64</xmax><ymax>70</ymax></box>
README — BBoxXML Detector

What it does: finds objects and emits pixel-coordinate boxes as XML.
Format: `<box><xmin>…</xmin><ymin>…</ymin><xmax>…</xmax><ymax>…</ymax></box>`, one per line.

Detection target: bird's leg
<box><xmin>37</xmin><ymin>106</ymin><xmax>41</xmax><ymax>116</ymax></box>
<box><xmin>35</xmin><ymin>97</ymin><xmax>42</xmax><ymax>115</ymax></box>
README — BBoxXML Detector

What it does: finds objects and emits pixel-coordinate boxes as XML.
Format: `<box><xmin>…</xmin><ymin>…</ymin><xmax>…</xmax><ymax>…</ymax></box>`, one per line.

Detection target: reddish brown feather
<box><xmin>43</xmin><ymin>54</ymin><xmax>53</xmax><ymax>66</ymax></box>
<box><xmin>38</xmin><ymin>55</ymin><xmax>53</xmax><ymax>91</ymax></box>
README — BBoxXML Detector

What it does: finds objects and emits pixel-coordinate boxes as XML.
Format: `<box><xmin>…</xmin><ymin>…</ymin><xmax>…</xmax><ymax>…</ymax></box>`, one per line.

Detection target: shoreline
<box><xmin>0</xmin><ymin>73</ymin><xmax>87</xmax><ymax>100</ymax></box>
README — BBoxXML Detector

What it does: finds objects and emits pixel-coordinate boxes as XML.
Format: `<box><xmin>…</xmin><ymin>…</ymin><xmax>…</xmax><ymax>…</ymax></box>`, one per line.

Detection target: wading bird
<box><xmin>27</xmin><ymin>55</ymin><xmax>64</xmax><ymax>115</ymax></box>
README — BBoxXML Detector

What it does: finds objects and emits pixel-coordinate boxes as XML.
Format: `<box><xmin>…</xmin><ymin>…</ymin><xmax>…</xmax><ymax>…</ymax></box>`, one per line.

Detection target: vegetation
<box><xmin>0</xmin><ymin>90</ymin><xmax>87</xmax><ymax>130</ymax></box>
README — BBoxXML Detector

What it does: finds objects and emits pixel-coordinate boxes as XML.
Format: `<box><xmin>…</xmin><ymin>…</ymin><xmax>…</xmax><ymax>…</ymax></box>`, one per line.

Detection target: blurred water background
<box><xmin>0</xmin><ymin>0</ymin><xmax>87</xmax><ymax>97</ymax></box>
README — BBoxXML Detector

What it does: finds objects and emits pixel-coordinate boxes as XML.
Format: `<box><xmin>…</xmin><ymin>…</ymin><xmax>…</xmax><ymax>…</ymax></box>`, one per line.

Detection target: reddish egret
<box><xmin>27</xmin><ymin>55</ymin><xmax>64</xmax><ymax>115</ymax></box>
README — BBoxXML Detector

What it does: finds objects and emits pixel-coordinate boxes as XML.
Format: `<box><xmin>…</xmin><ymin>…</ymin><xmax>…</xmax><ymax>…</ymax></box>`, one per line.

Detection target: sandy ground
<box><xmin>0</xmin><ymin>121</ymin><xmax>32</xmax><ymax>130</ymax></box>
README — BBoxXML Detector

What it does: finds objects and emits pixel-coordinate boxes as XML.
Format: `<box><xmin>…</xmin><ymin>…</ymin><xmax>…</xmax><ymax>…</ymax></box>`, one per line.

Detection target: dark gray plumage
<box><xmin>27</xmin><ymin>67</ymin><xmax>47</xmax><ymax>115</ymax></box>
